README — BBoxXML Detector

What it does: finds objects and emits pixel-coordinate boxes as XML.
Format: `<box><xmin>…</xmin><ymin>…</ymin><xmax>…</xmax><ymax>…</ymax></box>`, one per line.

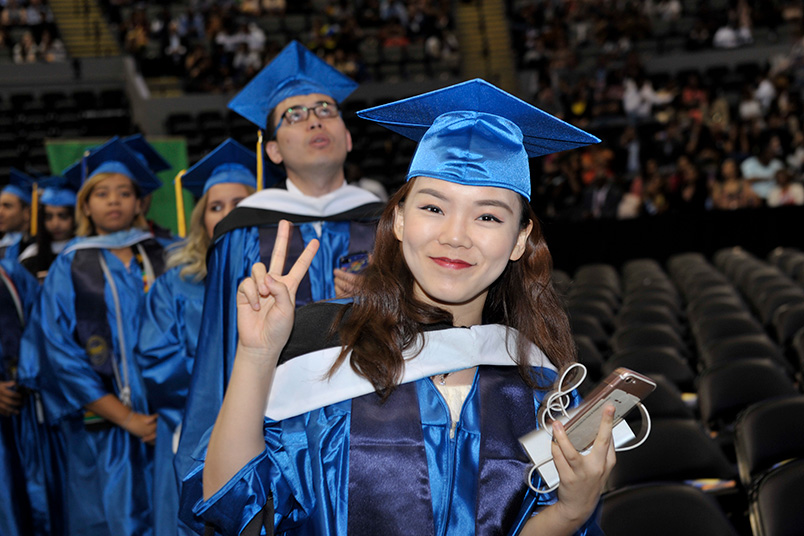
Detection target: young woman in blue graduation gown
<box><xmin>182</xmin><ymin>81</ymin><xmax>615</xmax><ymax>536</ymax></box>
<box><xmin>137</xmin><ymin>143</ymin><xmax>256</xmax><ymax>536</ymax></box>
<box><xmin>0</xmin><ymin>258</ymin><xmax>40</xmax><ymax>536</ymax></box>
<box><xmin>33</xmin><ymin>139</ymin><xmax>166</xmax><ymax>536</ymax></box>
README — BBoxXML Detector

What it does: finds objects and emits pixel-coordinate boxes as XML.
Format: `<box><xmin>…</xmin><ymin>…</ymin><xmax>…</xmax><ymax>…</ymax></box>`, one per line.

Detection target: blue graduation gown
<box><xmin>137</xmin><ymin>265</ymin><xmax>205</xmax><ymax>536</ymax></box>
<box><xmin>175</xmin><ymin>182</ymin><xmax>384</xmax><ymax>495</ymax></box>
<box><xmin>16</xmin><ymin>297</ymin><xmax>69</xmax><ymax>536</ymax></box>
<box><xmin>34</xmin><ymin>231</ymin><xmax>161</xmax><ymax>536</ymax></box>
<box><xmin>0</xmin><ymin>232</ymin><xmax>25</xmax><ymax>260</ymax></box>
<box><xmin>0</xmin><ymin>259</ymin><xmax>40</xmax><ymax>536</ymax></box>
<box><xmin>182</xmin><ymin>370</ymin><xmax>602</xmax><ymax>536</ymax></box>
<box><xmin>179</xmin><ymin>306</ymin><xmax>603</xmax><ymax>536</ymax></box>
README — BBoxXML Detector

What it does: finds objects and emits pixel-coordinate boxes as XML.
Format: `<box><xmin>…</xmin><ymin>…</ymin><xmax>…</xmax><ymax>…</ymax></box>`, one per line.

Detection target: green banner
<box><xmin>45</xmin><ymin>137</ymin><xmax>193</xmax><ymax>236</ymax></box>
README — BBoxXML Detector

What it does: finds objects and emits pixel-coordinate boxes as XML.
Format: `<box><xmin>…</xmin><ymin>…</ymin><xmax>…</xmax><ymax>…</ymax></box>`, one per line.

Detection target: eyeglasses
<box><xmin>273</xmin><ymin>101</ymin><xmax>340</xmax><ymax>136</ymax></box>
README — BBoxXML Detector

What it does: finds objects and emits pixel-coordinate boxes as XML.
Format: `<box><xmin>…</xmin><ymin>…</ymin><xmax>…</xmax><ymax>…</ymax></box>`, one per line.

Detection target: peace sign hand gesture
<box><xmin>236</xmin><ymin>220</ymin><xmax>320</xmax><ymax>362</ymax></box>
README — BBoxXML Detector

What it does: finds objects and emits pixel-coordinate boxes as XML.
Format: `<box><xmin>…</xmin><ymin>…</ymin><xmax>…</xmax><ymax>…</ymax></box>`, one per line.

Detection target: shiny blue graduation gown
<box><xmin>137</xmin><ymin>265</ymin><xmax>204</xmax><ymax>536</ymax></box>
<box><xmin>181</xmin><ymin>367</ymin><xmax>603</xmax><ymax>536</ymax></box>
<box><xmin>176</xmin><ymin>183</ymin><xmax>383</xmax><ymax>496</ymax></box>
<box><xmin>0</xmin><ymin>259</ymin><xmax>40</xmax><ymax>536</ymax></box>
<box><xmin>34</xmin><ymin>237</ymin><xmax>155</xmax><ymax>536</ymax></box>
<box><xmin>16</xmin><ymin>297</ymin><xmax>69</xmax><ymax>536</ymax></box>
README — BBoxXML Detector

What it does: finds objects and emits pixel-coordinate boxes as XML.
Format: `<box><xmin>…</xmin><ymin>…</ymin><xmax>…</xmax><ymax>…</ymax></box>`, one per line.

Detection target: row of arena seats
<box><xmin>553</xmin><ymin>250</ymin><xmax>804</xmax><ymax>536</ymax></box>
<box><xmin>0</xmin><ymin>89</ymin><xmax>134</xmax><ymax>174</ymax></box>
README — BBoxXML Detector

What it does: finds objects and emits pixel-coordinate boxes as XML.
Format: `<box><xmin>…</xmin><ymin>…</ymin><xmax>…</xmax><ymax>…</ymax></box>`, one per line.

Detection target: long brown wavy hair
<box><xmin>332</xmin><ymin>178</ymin><xmax>576</xmax><ymax>399</ymax></box>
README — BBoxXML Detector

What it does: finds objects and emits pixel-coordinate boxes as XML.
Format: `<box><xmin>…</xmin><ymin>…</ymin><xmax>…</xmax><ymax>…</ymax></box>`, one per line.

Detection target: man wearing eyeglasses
<box><xmin>173</xmin><ymin>41</ymin><xmax>384</xmax><ymax>536</ymax></box>
<box><xmin>265</xmin><ymin>99</ymin><xmax>351</xmax><ymax>196</ymax></box>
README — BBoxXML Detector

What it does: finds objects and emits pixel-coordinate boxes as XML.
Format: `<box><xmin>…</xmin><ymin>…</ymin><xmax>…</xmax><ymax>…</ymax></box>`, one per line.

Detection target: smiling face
<box><xmin>203</xmin><ymin>182</ymin><xmax>252</xmax><ymax>238</ymax></box>
<box><xmin>83</xmin><ymin>173</ymin><xmax>141</xmax><ymax>236</ymax></box>
<box><xmin>393</xmin><ymin>177</ymin><xmax>532</xmax><ymax>326</ymax></box>
<box><xmin>265</xmin><ymin>92</ymin><xmax>352</xmax><ymax>184</ymax></box>
<box><xmin>43</xmin><ymin>205</ymin><xmax>74</xmax><ymax>241</ymax></box>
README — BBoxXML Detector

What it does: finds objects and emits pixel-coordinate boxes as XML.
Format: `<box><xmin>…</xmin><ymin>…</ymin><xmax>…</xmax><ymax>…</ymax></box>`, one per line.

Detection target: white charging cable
<box><xmin>525</xmin><ymin>363</ymin><xmax>652</xmax><ymax>493</ymax></box>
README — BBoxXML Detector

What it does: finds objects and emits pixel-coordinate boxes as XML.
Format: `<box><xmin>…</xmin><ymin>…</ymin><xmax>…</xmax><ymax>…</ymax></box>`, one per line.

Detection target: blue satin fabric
<box><xmin>348</xmin><ymin>382</ymin><xmax>434</xmax><ymax>535</ymax></box>
<box><xmin>32</xmin><ymin>242</ymin><xmax>155</xmax><ymax>536</ymax></box>
<box><xmin>137</xmin><ymin>265</ymin><xmax>205</xmax><ymax>536</ymax></box>
<box><xmin>1</xmin><ymin>259</ymin><xmax>39</xmax><ymax>536</ymax></box>
<box><xmin>298</xmin><ymin>221</ymin><xmax>349</xmax><ymax>304</ymax></box>
<box><xmin>182</xmin><ymin>365</ymin><xmax>604</xmax><ymax>536</ymax></box>
<box><xmin>17</xmin><ymin>299</ymin><xmax>69</xmax><ymax>536</ymax></box>
<box><xmin>177</xmin><ymin>219</ymin><xmax>370</xmax><ymax>506</ymax></box>
<box><xmin>176</xmin><ymin>227</ymin><xmax>261</xmax><ymax>497</ymax></box>
<box><xmin>407</xmin><ymin>112</ymin><xmax>531</xmax><ymax>200</ymax></box>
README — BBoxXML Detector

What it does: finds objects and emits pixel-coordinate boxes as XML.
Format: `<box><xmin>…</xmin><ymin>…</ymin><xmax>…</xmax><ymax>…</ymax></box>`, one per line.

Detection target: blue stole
<box><xmin>259</xmin><ymin>221</ymin><xmax>377</xmax><ymax>306</ymax></box>
<box><xmin>347</xmin><ymin>366</ymin><xmax>537</xmax><ymax>536</ymax></box>
<box><xmin>70</xmin><ymin>238</ymin><xmax>165</xmax><ymax>387</ymax></box>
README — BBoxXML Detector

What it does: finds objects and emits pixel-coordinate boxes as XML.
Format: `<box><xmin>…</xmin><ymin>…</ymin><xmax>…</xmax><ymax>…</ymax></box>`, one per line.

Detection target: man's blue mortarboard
<box><xmin>3</xmin><ymin>169</ymin><xmax>35</xmax><ymax>204</ymax></box>
<box><xmin>37</xmin><ymin>176</ymin><xmax>77</xmax><ymax>207</ymax></box>
<box><xmin>356</xmin><ymin>79</ymin><xmax>600</xmax><ymax>200</ymax></box>
<box><xmin>180</xmin><ymin>138</ymin><xmax>261</xmax><ymax>198</ymax></box>
<box><xmin>228</xmin><ymin>40</ymin><xmax>358</xmax><ymax>130</ymax></box>
<box><xmin>62</xmin><ymin>137</ymin><xmax>163</xmax><ymax>196</ymax></box>
<box><xmin>122</xmin><ymin>134</ymin><xmax>173</xmax><ymax>173</ymax></box>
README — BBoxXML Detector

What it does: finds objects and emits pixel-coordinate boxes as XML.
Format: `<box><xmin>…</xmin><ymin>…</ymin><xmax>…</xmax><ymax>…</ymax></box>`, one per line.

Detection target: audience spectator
<box><xmin>711</xmin><ymin>158</ymin><xmax>762</xmax><ymax>209</ymax></box>
<box><xmin>38</xmin><ymin>27</ymin><xmax>64</xmax><ymax>62</ymax></box>
<box><xmin>582</xmin><ymin>168</ymin><xmax>623</xmax><ymax>220</ymax></box>
<box><xmin>103</xmin><ymin>0</ymin><xmax>455</xmax><ymax>88</ymax></box>
<box><xmin>668</xmin><ymin>162</ymin><xmax>709</xmax><ymax>213</ymax></box>
<box><xmin>1</xmin><ymin>0</ymin><xmax>60</xmax><ymax>62</ymax></box>
<box><xmin>767</xmin><ymin>167</ymin><xmax>804</xmax><ymax>206</ymax></box>
<box><xmin>741</xmin><ymin>136</ymin><xmax>786</xmax><ymax>200</ymax></box>
<box><xmin>12</xmin><ymin>29</ymin><xmax>37</xmax><ymax>63</ymax></box>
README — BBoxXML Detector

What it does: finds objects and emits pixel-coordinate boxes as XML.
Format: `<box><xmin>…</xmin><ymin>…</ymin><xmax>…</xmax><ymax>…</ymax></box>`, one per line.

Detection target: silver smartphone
<box><xmin>562</xmin><ymin>368</ymin><xmax>656</xmax><ymax>451</ymax></box>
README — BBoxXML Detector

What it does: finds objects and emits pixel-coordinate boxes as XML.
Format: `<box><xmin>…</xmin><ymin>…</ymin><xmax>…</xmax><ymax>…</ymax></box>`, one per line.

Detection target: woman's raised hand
<box><xmin>236</xmin><ymin>220</ymin><xmax>319</xmax><ymax>357</ymax></box>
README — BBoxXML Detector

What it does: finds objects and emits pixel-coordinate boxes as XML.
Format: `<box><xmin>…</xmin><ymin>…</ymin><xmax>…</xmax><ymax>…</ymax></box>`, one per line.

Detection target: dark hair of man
<box><xmin>331</xmin><ymin>177</ymin><xmax>577</xmax><ymax>399</ymax></box>
<box><xmin>267</xmin><ymin>107</ymin><xmax>279</xmax><ymax>141</ymax></box>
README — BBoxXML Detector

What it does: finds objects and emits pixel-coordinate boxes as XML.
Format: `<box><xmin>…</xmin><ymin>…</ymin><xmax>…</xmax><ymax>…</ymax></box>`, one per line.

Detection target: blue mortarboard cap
<box><xmin>61</xmin><ymin>137</ymin><xmax>163</xmax><ymax>196</ymax></box>
<box><xmin>37</xmin><ymin>176</ymin><xmax>77</xmax><ymax>207</ymax></box>
<box><xmin>3</xmin><ymin>169</ymin><xmax>35</xmax><ymax>204</ymax></box>
<box><xmin>356</xmin><ymin>79</ymin><xmax>600</xmax><ymax>200</ymax></box>
<box><xmin>122</xmin><ymin>134</ymin><xmax>173</xmax><ymax>173</ymax></box>
<box><xmin>181</xmin><ymin>138</ymin><xmax>261</xmax><ymax>197</ymax></box>
<box><xmin>228</xmin><ymin>40</ymin><xmax>358</xmax><ymax>130</ymax></box>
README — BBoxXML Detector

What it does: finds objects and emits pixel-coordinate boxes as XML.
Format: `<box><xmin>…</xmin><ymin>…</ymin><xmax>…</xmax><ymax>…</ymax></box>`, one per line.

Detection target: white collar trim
<box><xmin>265</xmin><ymin>324</ymin><xmax>553</xmax><ymax>421</ymax></box>
<box><xmin>238</xmin><ymin>181</ymin><xmax>381</xmax><ymax>218</ymax></box>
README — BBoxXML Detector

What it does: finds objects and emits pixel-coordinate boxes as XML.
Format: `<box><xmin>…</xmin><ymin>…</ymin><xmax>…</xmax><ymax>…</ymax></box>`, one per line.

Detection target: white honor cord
<box><xmin>97</xmin><ymin>252</ymin><xmax>132</xmax><ymax>407</ymax></box>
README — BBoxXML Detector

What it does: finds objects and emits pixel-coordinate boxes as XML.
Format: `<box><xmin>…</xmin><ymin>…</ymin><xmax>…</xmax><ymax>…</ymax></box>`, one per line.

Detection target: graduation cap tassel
<box><xmin>81</xmin><ymin>150</ymin><xmax>90</xmax><ymax>184</ymax></box>
<box><xmin>174</xmin><ymin>169</ymin><xmax>187</xmax><ymax>238</ymax></box>
<box><xmin>256</xmin><ymin>130</ymin><xmax>264</xmax><ymax>191</ymax></box>
<box><xmin>30</xmin><ymin>183</ymin><xmax>39</xmax><ymax>236</ymax></box>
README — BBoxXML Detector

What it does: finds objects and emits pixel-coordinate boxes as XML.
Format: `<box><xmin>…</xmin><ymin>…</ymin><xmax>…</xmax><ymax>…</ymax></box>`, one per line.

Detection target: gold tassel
<box><xmin>30</xmin><ymin>183</ymin><xmax>39</xmax><ymax>236</ymax></box>
<box><xmin>174</xmin><ymin>169</ymin><xmax>187</xmax><ymax>238</ymax></box>
<box><xmin>257</xmin><ymin>130</ymin><xmax>264</xmax><ymax>191</ymax></box>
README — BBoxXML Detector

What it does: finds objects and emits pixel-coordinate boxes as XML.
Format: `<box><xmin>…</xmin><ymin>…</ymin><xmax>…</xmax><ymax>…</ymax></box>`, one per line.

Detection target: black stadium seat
<box><xmin>697</xmin><ymin>359</ymin><xmax>798</xmax><ymax>433</ymax></box>
<box><xmin>606</xmin><ymin>418</ymin><xmax>737</xmax><ymax>490</ymax></box>
<box><xmin>734</xmin><ymin>396</ymin><xmax>804</xmax><ymax>488</ymax></box>
<box><xmin>601</xmin><ymin>483</ymin><xmax>739</xmax><ymax>536</ymax></box>
<box><xmin>749</xmin><ymin>459</ymin><xmax>804</xmax><ymax>536</ymax></box>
